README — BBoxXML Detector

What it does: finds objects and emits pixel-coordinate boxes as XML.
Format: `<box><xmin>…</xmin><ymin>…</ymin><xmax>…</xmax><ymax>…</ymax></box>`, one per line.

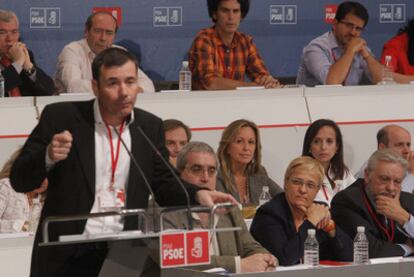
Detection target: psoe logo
<box><xmin>30</xmin><ymin>8</ymin><xmax>61</xmax><ymax>28</ymax></box>
<box><xmin>325</xmin><ymin>5</ymin><xmax>338</xmax><ymax>24</ymax></box>
<box><xmin>153</xmin><ymin>7</ymin><xmax>182</xmax><ymax>27</ymax></box>
<box><xmin>270</xmin><ymin>5</ymin><xmax>297</xmax><ymax>25</ymax></box>
<box><xmin>380</xmin><ymin>4</ymin><xmax>405</xmax><ymax>23</ymax></box>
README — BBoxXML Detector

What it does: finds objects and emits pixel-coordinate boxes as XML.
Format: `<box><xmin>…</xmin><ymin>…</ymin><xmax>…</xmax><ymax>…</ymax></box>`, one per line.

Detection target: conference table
<box><xmin>162</xmin><ymin>257</ymin><xmax>414</xmax><ymax>277</ymax></box>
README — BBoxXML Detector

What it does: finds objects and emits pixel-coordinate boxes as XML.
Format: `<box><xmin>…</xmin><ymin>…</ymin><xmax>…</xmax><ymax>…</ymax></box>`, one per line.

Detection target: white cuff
<box><xmin>397</xmin><ymin>243</ymin><xmax>413</xmax><ymax>256</ymax></box>
<box><xmin>235</xmin><ymin>256</ymin><xmax>241</xmax><ymax>273</ymax></box>
<box><xmin>403</xmin><ymin>214</ymin><xmax>414</xmax><ymax>238</ymax></box>
<box><xmin>45</xmin><ymin>147</ymin><xmax>55</xmax><ymax>172</ymax></box>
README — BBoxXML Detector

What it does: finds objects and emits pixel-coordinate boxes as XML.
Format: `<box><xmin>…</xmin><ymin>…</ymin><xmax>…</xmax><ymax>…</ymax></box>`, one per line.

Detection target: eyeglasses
<box><xmin>289</xmin><ymin>178</ymin><xmax>320</xmax><ymax>191</ymax></box>
<box><xmin>185</xmin><ymin>164</ymin><xmax>217</xmax><ymax>178</ymax></box>
<box><xmin>339</xmin><ymin>20</ymin><xmax>364</xmax><ymax>33</ymax></box>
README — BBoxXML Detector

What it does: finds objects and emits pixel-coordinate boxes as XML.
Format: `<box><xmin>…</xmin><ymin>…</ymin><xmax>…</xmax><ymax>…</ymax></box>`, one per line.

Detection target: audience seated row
<box><xmin>159</xmin><ymin>117</ymin><xmax>414</xmax><ymax>269</ymax></box>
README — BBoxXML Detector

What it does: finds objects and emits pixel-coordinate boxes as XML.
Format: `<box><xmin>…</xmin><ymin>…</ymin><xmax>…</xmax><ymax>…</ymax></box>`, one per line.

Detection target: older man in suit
<box><xmin>162</xmin><ymin>141</ymin><xmax>278</xmax><ymax>273</ymax></box>
<box><xmin>10</xmin><ymin>48</ymin><xmax>235</xmax><ymax>277</ymax></box>
<box><xmin>0</xmin><ymin>9</ymin><xmax>54</xmax><ymax>96</ymax></box>
<box><xmin>332</xmin><ymin>149</ymin><xmax>414</xmax><ymax>258</ymax></box>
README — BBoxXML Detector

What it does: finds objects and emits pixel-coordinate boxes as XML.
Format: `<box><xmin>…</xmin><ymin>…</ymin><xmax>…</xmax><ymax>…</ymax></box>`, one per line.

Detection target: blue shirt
<box><xmin>296</xmin><ymin>31</ymin><xmax>372</xmax><ymax>86</ymax></box>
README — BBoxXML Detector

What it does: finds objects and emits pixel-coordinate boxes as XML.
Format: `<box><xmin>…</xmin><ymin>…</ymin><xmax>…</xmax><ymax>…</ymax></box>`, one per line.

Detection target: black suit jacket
<box><xmin>250</xmin><ymin>193</ymin><xmax>353</xmax><ymax>266</ymax></box>
<box><xmin>331</xmin><ymin>178</ymin><xmax>414</xmax><ymax>258</ymax></box>
<box><xmin>1</xmin><ymin>50</ymin><xmax>54</xmax><ymax>96</ymax></box>
<box><xmin>10</xmin><ymin>100</ymin><xmax>199</xmax><ymax>276</ymax></box>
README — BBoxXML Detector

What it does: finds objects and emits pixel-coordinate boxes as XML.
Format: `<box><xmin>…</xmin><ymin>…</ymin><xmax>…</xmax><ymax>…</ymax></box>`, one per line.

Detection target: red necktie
<box><xmin>0</xmin><ymin>56</ymin><xmax>22</xmax><ymax>97</ymax></box>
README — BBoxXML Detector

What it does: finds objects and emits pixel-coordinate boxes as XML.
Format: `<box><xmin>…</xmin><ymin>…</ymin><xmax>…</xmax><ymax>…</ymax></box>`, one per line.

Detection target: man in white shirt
<box><xmin>54</xmin><ymin>11</ymin><xmax>154</xmax><ymax>94</ymax></box>
<box><xmin>11</xmin><ymin>48</ymin><xmax>234</xmax><ymax>277</ymax></box>
<box><xmin>355</xmin><ymin>124</ymin><xmax>414</xmax><ymax>194</ymax></box>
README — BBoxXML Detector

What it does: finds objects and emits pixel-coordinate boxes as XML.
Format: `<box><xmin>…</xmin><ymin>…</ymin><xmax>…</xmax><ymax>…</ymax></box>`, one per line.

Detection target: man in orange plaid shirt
<box><xmin>189</xmin><ymin>0</ymin><xmax>281</xmax><ymax>90</ymax></box>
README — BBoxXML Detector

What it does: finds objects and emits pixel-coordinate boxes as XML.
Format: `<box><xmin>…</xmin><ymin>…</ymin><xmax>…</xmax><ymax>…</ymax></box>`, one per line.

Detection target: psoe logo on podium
<box><xmin>30</xmin><ymin>8</ymin><xmax>61</xmax><ymax>28</ymax></box>
<box><xmin>186</xmin><ymin>230</ymin><xmax>210</xmax><ymax>266</ymax></box>
<box><xmin>380</xmin><ymin>4</ymin><xmax>405</xmax><ymax>23</ymax></box>
<box><xmin>270</xmin><ymin>5</ymin><xmax>297</xmax><ymax>25</ymax></box>
<box><xmin>153</xmin><ymin>7</ymin><xmax>182</xmax><ymax>27</ymax></box>
<box><xmin>160</xmin><ymin>231</ymin><xmax>186</xmax><ymax>268</ymax></box>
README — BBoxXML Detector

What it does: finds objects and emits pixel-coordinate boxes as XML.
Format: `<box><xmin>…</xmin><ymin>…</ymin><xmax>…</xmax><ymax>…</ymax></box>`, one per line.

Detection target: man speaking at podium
<box><xmin>10</xmin><ymin>47</ymin><xmax>236</xmax><ymax>277</ymax></box>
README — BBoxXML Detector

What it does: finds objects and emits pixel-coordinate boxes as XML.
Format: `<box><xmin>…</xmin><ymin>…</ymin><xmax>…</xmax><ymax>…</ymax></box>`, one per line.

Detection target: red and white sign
<box><xmin>92</xmin><ymin>7</ymin><xmax>122</xmax><ymax>26</ymax></box>
<box><xmin>160</xmin><ymin>230</ymin><xmax>210</xmax><ymax>268</ymax></box>
<box><xmin>325</xmin><ymin>4</ymin><xmax>338</xmax><ymax>24</ymax></box>
<box><xmin>186</xmin><ymin>230</ymin><xmax>210</xmax><ymax>265</ymax></box>
<box><xmin>160</xmin><ymin>232</ymin><xmax>186</xmax><ymax>268</ymax></box>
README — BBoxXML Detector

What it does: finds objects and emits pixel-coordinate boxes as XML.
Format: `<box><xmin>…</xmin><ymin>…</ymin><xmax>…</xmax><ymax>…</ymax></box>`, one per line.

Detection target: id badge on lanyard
<box><xmin>98</xmin><ymin>187</ymin><xmax>126</xmax><ymax>211</ymax></box>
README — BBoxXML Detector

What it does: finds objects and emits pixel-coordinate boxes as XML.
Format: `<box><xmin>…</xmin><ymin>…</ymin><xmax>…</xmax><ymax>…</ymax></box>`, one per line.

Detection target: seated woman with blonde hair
<box><xmin>250</xmin><ymin>156</ymin><xmax>352</xmax><ymax>266</ymax></box>
<box><xmin>0</xmin><ymin>150</ymin><xmax>47</xmax><ymax>233</ymax></box>
<box><xmin>216</xmin><ymin>119</ymin><xmax>282</xmax><ymax>206</ymax></box>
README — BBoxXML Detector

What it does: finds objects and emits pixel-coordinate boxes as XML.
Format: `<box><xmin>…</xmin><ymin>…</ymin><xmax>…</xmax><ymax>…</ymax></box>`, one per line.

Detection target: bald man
<box><xmin>355</xmin><ymin>124</ymin><xmax>414</xmax><ymax>193</ymax></box>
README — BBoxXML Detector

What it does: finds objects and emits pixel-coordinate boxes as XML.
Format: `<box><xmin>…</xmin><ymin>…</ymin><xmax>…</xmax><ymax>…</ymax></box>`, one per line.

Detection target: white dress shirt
<box><xmin>314</xmin><ymin>169</ymin><xmax>356</xmax><ymax>206</ymax></box>
<box><xmin>83</xmin><ymin>100</ymin><xmax>133</xmax><ymax>235</ymax></box>
<box><xmin>54</xmin><ymin>38</ymin><xmax>155</xmax><ymax>94</ymax></box>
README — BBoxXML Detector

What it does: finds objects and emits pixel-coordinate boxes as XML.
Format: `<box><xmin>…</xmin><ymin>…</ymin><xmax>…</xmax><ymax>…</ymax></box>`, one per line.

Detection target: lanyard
<box><xmin>105</xmin><ymin>121</ymin><xmax>125</xmax><ymax>190</ymax></box>
<box><xmin>361</xmin><ymin>185</ymin><xmax>395</xmax><ymax>242</ymax></box>
<box><xmin>218</xmin><ymin>47</ymin><xmax>236</xmax><ymax>79</ymax></box>
<box><xmin>331</xmin><ymin>49</ymin><xmax>350</xmax><ymax>85</ymax></box>
<box><xmin>322</xmin><ymin>185</ymin><xmax>330</xmax><ymax>202</ymax></box>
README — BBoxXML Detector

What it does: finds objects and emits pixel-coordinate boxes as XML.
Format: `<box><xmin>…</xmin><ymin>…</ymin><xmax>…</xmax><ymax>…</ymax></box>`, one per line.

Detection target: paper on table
<box><xmin>369</xmin><ymin>256</ymin><xmax>403</xmax><ymax>264</ymax></box>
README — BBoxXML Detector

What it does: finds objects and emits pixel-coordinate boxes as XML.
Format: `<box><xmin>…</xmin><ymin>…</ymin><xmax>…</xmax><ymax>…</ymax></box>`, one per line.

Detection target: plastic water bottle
<box><xmin>179</xmin><ymin>61</ymin><xmax>191</xmax><ymax>91</ymax></box>
<box><xmin>0</xmin><ymin>71</ymin><xmax>5</xmax><ymax>97</ymax></box>
<box><xmin>353</xmin><ymin>226</ymin><xmax>369</xmax><ymax>264</ymax></box>
<box><xmin>304</xmin><ymin>229</ymin><xmax>319</xmax><ymax>266</ymax></box>
<box><xmin>258</xmin><ymin>186</ymin><xmax>271</xmax><ymax>207</ymax></box>
<box><xmin>380</xmin><ymin>55</ymin><xmax>394</xmax><ymax>85</ymax></box>
<box><xmin>29</xmin><ymin>197</ymin><xmax>42</xmax><ymax>232</ymax></box>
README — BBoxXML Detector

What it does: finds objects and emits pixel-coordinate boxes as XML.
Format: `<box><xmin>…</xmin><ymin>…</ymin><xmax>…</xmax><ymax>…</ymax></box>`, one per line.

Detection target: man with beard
<box><xmin>296</xmin><ymin>1</ymin><xmax>413</xmax><ymax>86</ymax></box>
<box><xmin>331</xmin><ymin>149</ymin><xmax>414</xmax><ymax>258</ymax></box>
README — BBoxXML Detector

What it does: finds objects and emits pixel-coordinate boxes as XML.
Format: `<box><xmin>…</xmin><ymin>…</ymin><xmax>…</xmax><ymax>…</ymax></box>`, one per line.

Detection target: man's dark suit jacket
<box><xmin>331</xmin><ymin>178</ymin><xmax>414</xmax><ymax>258</ymax></box>
<box><xmin>10</xmin><ymin>100</ymin><xmax>200</xmax><ymax>276</ymax></box>
<box><xmin>250</xmin><ymin>192</ymin><xmax>353</xmax><ymax>266</ymax></box>
<box><xmin>1</xmin><ymin>50</ymin><xmax>54</xmax><ymax>96</ymax></box>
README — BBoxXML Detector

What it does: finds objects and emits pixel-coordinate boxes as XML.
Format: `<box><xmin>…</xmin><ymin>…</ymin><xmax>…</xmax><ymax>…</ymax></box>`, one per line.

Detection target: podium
<box><xmin>38</xmin><ymin>203</ymin><xmax>241</xmax><ymax>276</ymax></box>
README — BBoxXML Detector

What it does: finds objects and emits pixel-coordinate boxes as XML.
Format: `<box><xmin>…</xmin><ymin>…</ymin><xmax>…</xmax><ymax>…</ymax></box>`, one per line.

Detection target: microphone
<box><xmin>113</xmin><ymin>127</ymin><xmax>158</xmax><ymax>232</ymax></box>
<box><xmin>135</xmin><ymin>125</ymin><xmax>194</xmax><ymax>230</ymax></box>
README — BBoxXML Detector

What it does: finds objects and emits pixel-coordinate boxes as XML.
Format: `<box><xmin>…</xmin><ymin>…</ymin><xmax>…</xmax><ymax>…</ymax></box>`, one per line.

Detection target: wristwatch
<box><xmin>24</xmin><ymin>66</ymin><xmax>36</xmax><ymax>76</ymax></box>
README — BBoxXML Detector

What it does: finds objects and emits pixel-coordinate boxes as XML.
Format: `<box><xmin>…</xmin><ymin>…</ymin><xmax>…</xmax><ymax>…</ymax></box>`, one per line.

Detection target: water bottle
<box><xmin>304</xmin><ymin>229</ymin><xmax>319</xmax><ymax>266</ymax></box>
<box><xmin>29</xmin><ymin>197</ymin><xmax>42</xmax><ymax>232</ymax></box>
<box><xmin>353</xmin><ymin>226</ymin><xmax>369</xmax><ymax>264</ymax></box>
<box><xmin>380</xmin><ymin>55</ymin><xmax>394</xmax><ymax>85</ymax></box>
<box><xmin>179</xmin><ymin>61</ymin><xmax>191</xmax><ymax>91</ymax></box>
<box><xmin>0</xmin><ymin>71</ymin><xmax>5</xmax><ymax>97</ymax></box>
<box><xmin>258</xmin><ymin>186</ymin><xmax>271</xmax><ymax>207</ymax></box>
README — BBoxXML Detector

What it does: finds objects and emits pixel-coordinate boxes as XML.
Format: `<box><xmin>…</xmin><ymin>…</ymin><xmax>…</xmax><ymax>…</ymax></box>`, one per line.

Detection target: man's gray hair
<box><xmin>176</xmin><ymin>141</ymin><xmax>217</xmax><ymax>173</ymax></box>
<box><xmin>0</xmin><ymin>10</ymin><xmax>18</xmax><ymax>24</ymax></box>
<box><xmin>366</xmin><ymin>149</ymin><xmax>408</xmax><ymax>174</ymax></box>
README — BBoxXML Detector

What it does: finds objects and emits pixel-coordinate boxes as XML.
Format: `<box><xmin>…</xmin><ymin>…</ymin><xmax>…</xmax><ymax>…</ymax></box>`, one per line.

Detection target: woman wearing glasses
<box><xmin>216</xmin><ymin>119</ymin><xmax>282</xmax><ymax>206</ymax></box>
<box><xmin>302</xmin><ymin>119</ymin><xmax>355</xmax><ymax>206</ymax></box>
<box><xmin>250</xmin><ymin>156</ymin><xmax>352</xmax><ymax>266</ymax></box>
